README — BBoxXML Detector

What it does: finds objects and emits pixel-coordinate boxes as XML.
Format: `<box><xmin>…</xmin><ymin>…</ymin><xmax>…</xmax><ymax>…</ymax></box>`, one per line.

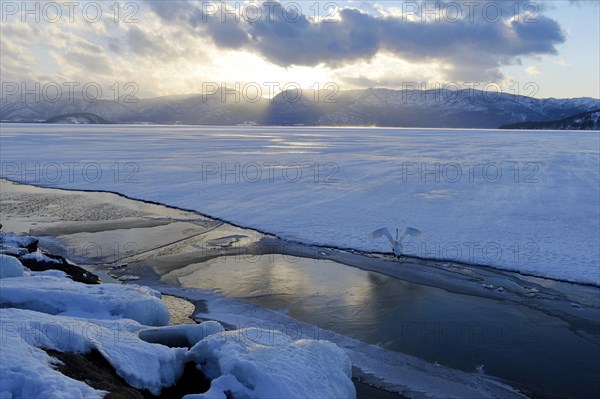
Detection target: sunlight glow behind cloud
<box><xmin>0</xmin><ymin>0</ymin><xmax>598</xmax><ymax>98</ymax></box>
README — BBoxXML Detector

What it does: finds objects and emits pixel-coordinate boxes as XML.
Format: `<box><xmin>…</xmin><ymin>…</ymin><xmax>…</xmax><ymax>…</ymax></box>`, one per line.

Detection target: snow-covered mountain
<box><xmin>0</xmin><ymin>96</ymin><xmax>136</xmax><ymax>123</ymax></box>
<box><xmin>501</xmin><ymin>109</ymin><xmax>600</xmax><ymax>130</ymax></box>
<box><xmin>2</xmin><ymin>88</ymin><xmax>598</xmax><ymax>128</ymax></box>
<box><xmin>265</xmin><ymin>88</ymin><xmax>600</xmax><ymax>128</ymax></box>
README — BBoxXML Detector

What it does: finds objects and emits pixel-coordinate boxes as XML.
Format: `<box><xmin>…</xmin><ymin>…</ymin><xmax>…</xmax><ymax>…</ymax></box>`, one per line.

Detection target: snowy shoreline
<box><xmin>0</xmin><ymin>179</ymin><xmax>542</xmax><ymax>399</ymax></box>
<box><xmin>2</xmin><ymin>179</ymin><xmax>599</xmax><ymax>398</ymax></box>
<box><xmin>1</xmin><ymin>238</ymin><xmax>357</xmax><ymax>399</ymax></box>
<box><xmin>3</xmin><ymin>178</ymin><xmax>598</xmax><ymax>331</ymax></box>
<box><xmin>3</xmin><ymin>177</ymin><xmax>599</xmax><ymax>290</ymax></box>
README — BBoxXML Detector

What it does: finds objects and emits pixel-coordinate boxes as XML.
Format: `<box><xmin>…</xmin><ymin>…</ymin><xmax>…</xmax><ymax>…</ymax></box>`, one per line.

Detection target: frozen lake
<box><xmin>1</xmin><ymin>124</ymin><xmax>598</xmax><ymax>284</ymax></box>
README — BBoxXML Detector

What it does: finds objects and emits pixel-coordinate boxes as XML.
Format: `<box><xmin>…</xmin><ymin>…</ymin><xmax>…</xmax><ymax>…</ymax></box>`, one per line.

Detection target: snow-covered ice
<box><xmin>0</xmin><ymin>255</ymin><xmax>185</xmax><ymax>395</ymax></box>
<box><xmin>20</xmin><ymin>250</ymin><xmax>61</xmax><ymax>264</ymax></box>
<box><xmin>0</xmin><ymin>254</ymin><xmax>25</xmax><ymax>279</ymax></box>
<box><xmin>0</xmin><ymin>275</ymin><xmax>170</xmax><ymax>326</ymax></box>
<box><xmin>0</xmin><ymin>311</ymin><xmax>106</xmax><ymax>399</ymax></box>
<box><xmin>184</xmin><ymin>327</ymin><xmax>356</xmax><ymax>399</ymax></box>
<box><xmin>0</xmin><ymin>233</ymin><xmax>37</xmax><ymax>249</ymax></box>
<box><xmin>1</xmin><ymin>124</ymin><xmax>598</xmax><ymax>284</ymax></box>
<box><xmin>0</xmin><ymin>308</ymin><xmax>186</xmax><ymax>396</ymax></box>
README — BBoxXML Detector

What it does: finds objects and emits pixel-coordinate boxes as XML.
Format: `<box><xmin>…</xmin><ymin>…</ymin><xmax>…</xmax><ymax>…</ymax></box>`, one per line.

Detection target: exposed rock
<box><xmin>0</xmin><ymin>231</ymin><xmax>101</xmax><ymax>284</ymax></box>
<box><xmin>19</xmin><ymin>251</ymin><xmax>101</xmax><ymax>284</ymax></box>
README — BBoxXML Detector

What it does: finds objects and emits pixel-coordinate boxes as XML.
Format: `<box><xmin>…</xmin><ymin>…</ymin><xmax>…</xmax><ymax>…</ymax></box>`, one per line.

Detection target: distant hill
<box><xmin>44</xmin><ymin>113</ymin><xmax>112</xmax><ymax>124</ymax></box>
<box><xmin>264</xmin><ymin>89</ymin><xmax>600</xmax><ymax>128</ymax></box>
<box><xmin>2</xmin><ymin>89</ymin><xmax>598</xmax><ymax>129</ymax></box>
<box><xmin>500</xmin><ymin>109</ymin><xmax>600</xmax><ymax>130</ymax></box>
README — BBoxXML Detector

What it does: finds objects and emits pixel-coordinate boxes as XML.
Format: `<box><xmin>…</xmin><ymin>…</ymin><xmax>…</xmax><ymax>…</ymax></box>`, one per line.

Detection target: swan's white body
<box><xmin>370</xmin><ymin>227</ymin><xmax>423</xmax><ymax>258</ymax></box>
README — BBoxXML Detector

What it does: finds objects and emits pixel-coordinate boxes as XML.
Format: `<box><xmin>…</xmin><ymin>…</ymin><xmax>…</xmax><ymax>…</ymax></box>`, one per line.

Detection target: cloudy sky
<box><xmin>1</xmin><ymin>0</ymin><xmax>598</xmax><ymax>99</ymax></box>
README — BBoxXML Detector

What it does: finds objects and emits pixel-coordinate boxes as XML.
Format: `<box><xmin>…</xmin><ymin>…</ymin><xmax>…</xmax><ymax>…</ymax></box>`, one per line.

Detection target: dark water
<box><xmin>172</xmin><ymin>254</ymin><xmax>600</xmax><ymax>399</ymax></box>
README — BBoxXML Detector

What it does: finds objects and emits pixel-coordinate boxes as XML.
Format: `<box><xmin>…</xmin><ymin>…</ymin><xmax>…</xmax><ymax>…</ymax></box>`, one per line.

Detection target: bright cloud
<box><xmin>0</xmin><ymin>0</ymin><xmax>596</xmax><ymax>98</ymax></box>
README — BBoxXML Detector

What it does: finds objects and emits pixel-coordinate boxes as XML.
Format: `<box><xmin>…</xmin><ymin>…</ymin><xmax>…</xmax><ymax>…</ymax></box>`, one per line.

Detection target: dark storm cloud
<box><xmin>147</xmin><ymin>0</ymin><xmax>566</xmax><ymax>78</ymax></box>
<box><xmin>246</xmin><ymin>7</ymin><xmax>381</xmax><ymax>66</ymax></box>
<box><xmin>147</xmin><ymin>0</ymin><xmax>249</xmax><ymax>47</ymax></box>
<box><xmin>509</xmin><ymin>16</ymin><xmax>565</xmax><ymax>54</ymax></box>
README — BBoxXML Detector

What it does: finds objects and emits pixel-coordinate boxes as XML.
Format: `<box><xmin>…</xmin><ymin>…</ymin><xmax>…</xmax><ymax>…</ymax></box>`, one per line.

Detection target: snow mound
<box><xmin>0</xmin><ymin>275</ymin><xmax>170</xmax><ymax>326</ymax></box>
<box><xmin>0</xmin><ymin>308</ymin><xmax>186</xmax><ymax>396</ymax></box>
<box><xmin>0</xmin><ymin>232</ymin><xmax>357</xmax><ymax>398</ymax></box>
<box><xmin>21</xmin><ymin>249</ymin><xmax>61</xmax><ymax>264</ymax></box>
<box><xmin>0</xmin><ymin>255</ymin><xmax>26</xmax><ymax>279</ymax></box>
<box><xmin>184</xmin><ymin>327</ymin><xmax>356</xmax><ymax>399</ymax></box>
<box><xmin>31</xmin><ymin>269</ymin><xmax>70</xmax><ymax>279</ymax></box>
<box><xmin>0</xmin><ymin>232</ymin><xmax>37</xmax><ymax>250</ymax></box>
<box><xmin>140</xmin><ymin>321</ymin><xmax>225</xmax><ymax>348</ymax></box>
<box><xmin>0</xmin><ymin>246</ymin><xmax>28</xmax><ymax>257</ymax></box>
<box><xmin>0</xmin><ymin>312</ymin><xmax>105</xmax><ymax>399</ymax></box>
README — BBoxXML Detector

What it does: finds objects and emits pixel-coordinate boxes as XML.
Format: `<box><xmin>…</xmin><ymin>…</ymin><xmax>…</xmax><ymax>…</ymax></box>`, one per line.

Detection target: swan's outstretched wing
<box><xmin>399</xmin><ymin>227</ymin><xmax>423</xmax><ymax>241</ymax></box>
<box><xmin>370</xmin><ymin>228</ymin><xmax>394</xmax><ymax>245</ymax></box>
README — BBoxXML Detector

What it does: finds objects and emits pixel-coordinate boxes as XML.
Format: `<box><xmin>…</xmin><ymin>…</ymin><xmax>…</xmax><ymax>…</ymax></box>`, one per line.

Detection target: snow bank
<box><xmin>185</xmin><ymin>327</ymin><xmax>356</xmax><ymax>399</ymax></box>
<box><xmin>1</xmin><ymin>258</ymin><xmax>355</xmax><ymax>398</ymax></box>
<box><xmin>0</xmin><ymin>308</ymin><xmax>186</xmax><ymax>396</ymax></box>
<box><xmin>0</xmin><ymin>255</ymin><xmax>25</xmax><ymax>279</ymax></box>
<box><xmin>31</xmin><ymin>269</ymin><xmax>71</xmax><ymax>279</ymax></box>
<box><xmin>0</xmin><ymin>311</ymin><xmax>105</xmax><ymax>399</ymax></box>
<box><xmin>21</xmin><ymin>250</ymin><xmax>61</xmax><ymax>264</ymax></box>
<box><xmin>0</xmin><ymin>341</ymin><xmax>104</xmax><ymax>399</ymax></box>
<box><xmin>0</xmin><ymin>274</ymin><xmax>170</xmax><ymax>326</ymax></box>
<box><xmin>0</xmin><ymin>232</ymin><xmax>37</xmax><ymax>251</ymax></box>
<box><xmin>0</xmin><ymin>246</ymin><xmax>28</xmax><ymax>257</ymax></box>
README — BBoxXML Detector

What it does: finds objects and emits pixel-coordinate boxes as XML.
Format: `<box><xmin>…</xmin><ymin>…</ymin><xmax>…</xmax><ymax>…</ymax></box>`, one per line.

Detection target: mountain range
<box><xmin>2</xmin><ymin>88</ymin><xmax>599</xmax><ymax>129</ymax></box>
<box><xmin>500</xmin><ymin>109</ymin><xmax>600</xmax><ymax>130</ymax></box>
